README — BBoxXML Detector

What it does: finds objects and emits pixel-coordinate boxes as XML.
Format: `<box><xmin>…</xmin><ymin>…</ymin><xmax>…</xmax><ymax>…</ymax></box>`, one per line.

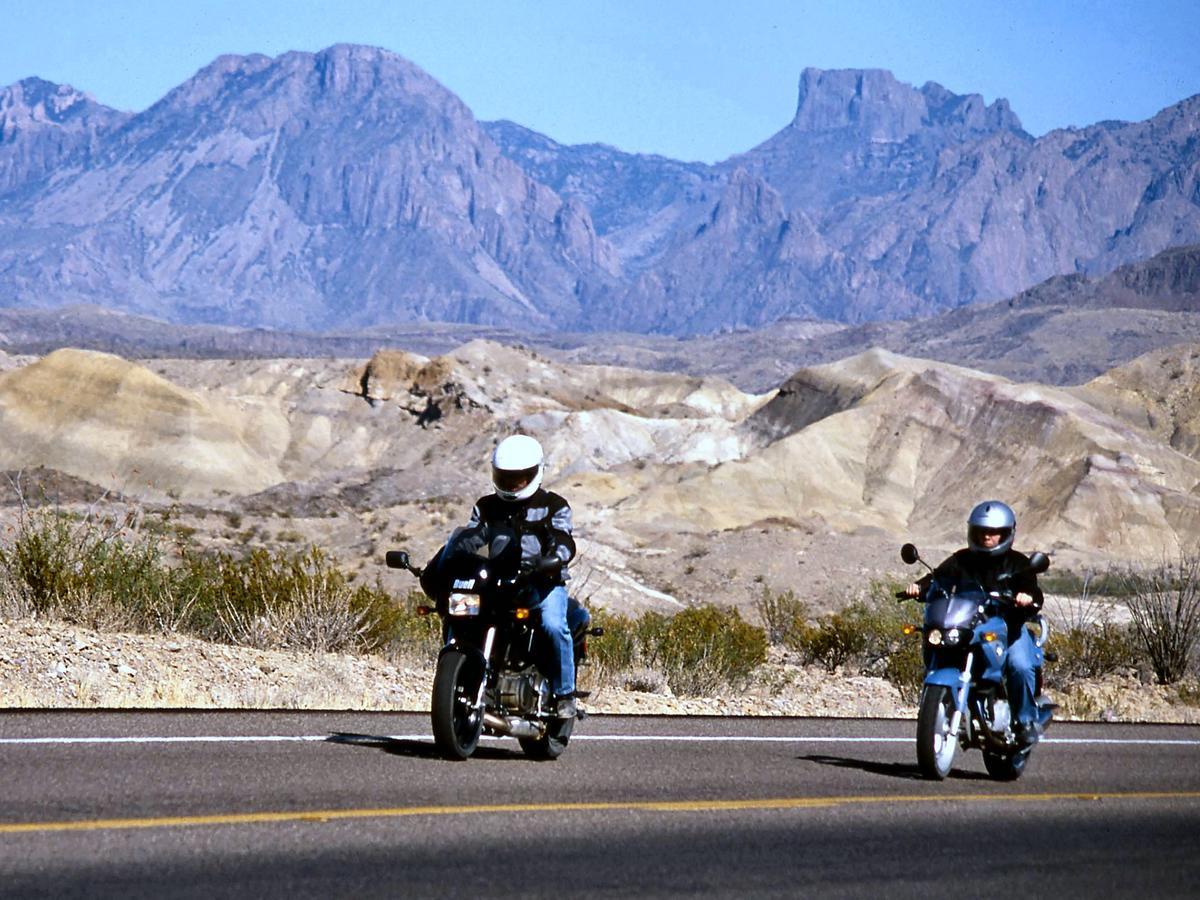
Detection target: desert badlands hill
<box><xmin>2</xmin><ymin>341</ymin><xmax>1200</xmax><ymax>614</ymax></box>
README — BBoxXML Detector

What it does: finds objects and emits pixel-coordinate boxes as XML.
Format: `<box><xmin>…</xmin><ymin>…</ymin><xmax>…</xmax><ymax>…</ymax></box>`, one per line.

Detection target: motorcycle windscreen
<box><xmin>924</xmin><ymin>592</ymin><xmax>985</xmax><ymax>630</ymax></box>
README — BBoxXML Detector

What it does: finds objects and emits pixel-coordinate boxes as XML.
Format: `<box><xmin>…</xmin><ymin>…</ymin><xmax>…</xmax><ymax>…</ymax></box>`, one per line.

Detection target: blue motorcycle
<box><xmin>899</xmin><ymin>543</ymin><xmax>1053</xmax><ymax>781</ymax></box>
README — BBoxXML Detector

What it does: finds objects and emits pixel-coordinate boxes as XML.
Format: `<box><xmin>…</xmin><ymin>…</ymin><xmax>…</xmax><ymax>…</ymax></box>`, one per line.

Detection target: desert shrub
<box><xmin>378</xmin><ymin>587</ymin><xmax>443</xmax><ymax>661</ymax></box>
<box><xmin>1177</xmin><ymin>680</ymin><xmax>1200</xmax><ymax>708</ymax></box>
<box><xmin>0</xmin><ymin>505</ymin><xmax>441</xmax><ymax>657</ymax></box>
<box><xmin>587</xmin><ymin>607</ymin><xmax>639</xmax><ymax>675</ymax></box>
<box><xmin>584</xmin><ymin>608</ymin><xmax>669</xmax><ymax>694</ymax></box>
<box><xmin>754</xmin><ymin>587</ymin><xmax>810</xmax><ymax>647</ymax></box>
<box><xmin>793</xmin><ymin>585</ymin><xmax>919</xmax><ymax>675</ymax></box>
<box><xmin>587</xmin><ymin>603</ymin><xmax>766</xmax><ymax>697</ymax></box>
<box><xmin>1044</xmin><ymin>622</ymin><xmax>1141</xmax><ymax>687</ymax></box>
<box><xmin>753</xmin><ymin>582</ymin><xmax>923</xmax><ymax>699</ymax></box>
<box><xmin>883</xmin><ymin>632</ymin><xmax>926</xmax><ymax>703</ymax></box>
<box><xmin>174</xmin><ymin>547</ymin><xmax>438</xmax><ymax>655</ymax></box>
<box><xmin>0</xmin><ymin>505</ymin><xmax>174</xmax><ymax>629</ymax></box>
<box><xmin>1111</xmin><ymin>552</ymin><xmax>1200</xmax><ymax>684</ymax></box>
<box><xmin>644</xmin><ymin>604</ymin><xmax>767</xmax><ymax>696</ymax></box>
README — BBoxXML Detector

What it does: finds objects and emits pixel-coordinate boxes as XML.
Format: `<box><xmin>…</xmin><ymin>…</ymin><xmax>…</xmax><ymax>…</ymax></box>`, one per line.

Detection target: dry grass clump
<box><xmin>0</xmin><ymin>499</ymin><xmax>439</xmax><ymax>660</ymax></box>
<box><xmin>753</xmin><ymin>584</ymin><xmax>925</xmax><ymax>701</ymax></box>
<box><xmin>588</xmin><ymin>603</ymin><xmax>767</xmax><ymax>697</ymax></box>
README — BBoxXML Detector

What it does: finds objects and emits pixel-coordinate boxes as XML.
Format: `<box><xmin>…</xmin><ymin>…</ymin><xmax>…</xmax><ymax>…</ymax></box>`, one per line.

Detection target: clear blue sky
<box><xmin>3</xmin><ymin>0</ymin><xmax>1198</xmax><ymax>163</ymax></box>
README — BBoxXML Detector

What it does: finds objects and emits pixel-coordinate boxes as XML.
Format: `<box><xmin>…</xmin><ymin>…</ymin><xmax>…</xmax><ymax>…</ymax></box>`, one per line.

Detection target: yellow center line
<box><xmin>3</xmin><ymin>791</ymin><xmax>1200</xmax><ymax>835</ymax></box>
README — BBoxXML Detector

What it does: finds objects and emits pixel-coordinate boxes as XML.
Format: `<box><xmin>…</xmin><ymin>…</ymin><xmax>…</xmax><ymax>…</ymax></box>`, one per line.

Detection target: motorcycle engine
<box><xmin>989</xmin><ymin>699</ymin><xmax>1012</xmax><ymax>735</ymax></box>
<box><xmin>497</xmin><ymin>669</ymin><xmax>543</xmax><ymax>713</ymax></box>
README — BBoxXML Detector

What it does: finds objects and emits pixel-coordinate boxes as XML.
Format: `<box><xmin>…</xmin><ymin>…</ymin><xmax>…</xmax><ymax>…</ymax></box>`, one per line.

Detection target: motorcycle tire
<box><xmin>983</xmin><ymin>748</ymin><xmax>1029</xmax><ymax>781</ymax></box>
<box><xmin>916</xmin><ymin>684</ymin><xmax>959</xmax><ymax>780</ymax></box>
<box><xmin>519</xmin><ymin>716</ymin><xmax>574</xmax><ymax>761</ymax></box>
<box><xmin>431</xmin><ymin>649</ymin><xmax>485</xmax><ymax>760</ymax></box>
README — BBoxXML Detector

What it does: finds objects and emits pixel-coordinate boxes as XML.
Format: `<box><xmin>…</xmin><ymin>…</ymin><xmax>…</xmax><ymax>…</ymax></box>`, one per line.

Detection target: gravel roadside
<box><xmin>2</xmin><ymin>617</ymin><xmax>1198</xmax><ymax>723</ymax></box>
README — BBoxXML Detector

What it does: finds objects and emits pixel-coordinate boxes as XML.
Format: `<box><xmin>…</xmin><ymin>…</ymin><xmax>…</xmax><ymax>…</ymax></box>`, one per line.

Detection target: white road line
<box><xmin>0</xmin><ymin>734</ymin><xmax>1198</xmax><ymax>746</ymax></box>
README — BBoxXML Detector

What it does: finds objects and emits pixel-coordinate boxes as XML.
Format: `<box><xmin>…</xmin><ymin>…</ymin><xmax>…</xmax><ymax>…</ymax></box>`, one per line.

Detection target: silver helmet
<box><xmin>967</xmin><ymin>500</ymin><xmax>1015</xmax><ymax>556</ymax></box>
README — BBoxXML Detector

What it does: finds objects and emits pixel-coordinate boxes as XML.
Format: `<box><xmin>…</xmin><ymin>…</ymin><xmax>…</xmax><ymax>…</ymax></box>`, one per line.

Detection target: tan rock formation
<box><xmin>0</xmin><ymin>349</ymin><xmax>283</xmax><ymax>497</ymax></box>
<box><xmin>1071</xmin><ymin>343</ymin><xmax>1200</xmax><ymax>460</ymax></box>
<box><xmin>622</xmin><ymin>349</ymin><xmax>1200</xmax><ymax>560</ymax></box>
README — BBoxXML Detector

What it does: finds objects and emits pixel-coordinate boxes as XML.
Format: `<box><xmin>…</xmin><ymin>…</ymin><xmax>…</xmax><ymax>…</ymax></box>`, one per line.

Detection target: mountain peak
<box><xmin>1</xmin><ymin>77</ymin><xmax>119</xmax><ymax>128</ymax></box>
<box><xmin>0</xmin><ymin>78</ymin><xmax>129</xmax><ymax>196</ymax></box>
<box><xmin>792</xmin><ymin>67</ymin><xmax>1022</xmax><ymax>140</ymax></box>
<box><xmin>150</xmin><ymin>44</ymin><xmax>465</xmax><ymax>126</ymax></box>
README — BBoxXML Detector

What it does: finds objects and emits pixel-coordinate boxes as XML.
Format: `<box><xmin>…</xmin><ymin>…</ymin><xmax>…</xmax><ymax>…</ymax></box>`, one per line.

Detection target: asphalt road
<box><xmin>1</xmin><ymin>711</ymin><xmax>1198</xmax><ymax>898</ymax></box>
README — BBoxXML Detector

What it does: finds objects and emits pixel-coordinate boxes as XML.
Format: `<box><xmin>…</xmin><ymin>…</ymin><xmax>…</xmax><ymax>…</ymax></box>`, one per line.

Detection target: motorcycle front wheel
<box><xmin>916</xmin><ymin>684</ymin><xmax>959</xmax><ymax>780</ymax></box>
<box><xmin>431</xmin><ymin>649</ymin><xmax>485</xmax><ymax>760</ymax></box>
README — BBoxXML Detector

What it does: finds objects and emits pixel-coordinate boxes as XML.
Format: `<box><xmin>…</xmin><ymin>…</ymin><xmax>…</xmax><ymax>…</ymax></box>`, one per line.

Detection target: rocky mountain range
<box><xmin>1</xmin><ymin>44</ymin><xmax>1197</xmax><ymax>335</ymax></box>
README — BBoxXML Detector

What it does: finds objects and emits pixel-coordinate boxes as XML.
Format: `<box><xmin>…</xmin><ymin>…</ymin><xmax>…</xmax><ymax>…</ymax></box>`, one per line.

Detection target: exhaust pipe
<box><xmin>483</xmin><ymin>711</ymin><xmax>543</xmax><ymax>740</ymax></box>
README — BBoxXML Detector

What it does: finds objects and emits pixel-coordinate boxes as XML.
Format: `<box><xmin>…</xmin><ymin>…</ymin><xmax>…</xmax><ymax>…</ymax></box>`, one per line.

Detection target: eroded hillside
<box><xmin>3</xmin><ymin>342</ymin><xmax>1199</xmax><ymax>614</ymax></box>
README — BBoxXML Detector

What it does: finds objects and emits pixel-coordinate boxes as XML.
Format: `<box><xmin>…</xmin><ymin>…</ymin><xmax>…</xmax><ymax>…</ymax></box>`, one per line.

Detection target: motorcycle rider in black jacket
<box><xmin>433</xmin><ymin>434</ymin><xmax>587</xmax><ymax>719</ymax></box>
<box><xmin>905</xmin><ymin>501</ymin><xmax>1049</xmax><ymax>747</ymax></box>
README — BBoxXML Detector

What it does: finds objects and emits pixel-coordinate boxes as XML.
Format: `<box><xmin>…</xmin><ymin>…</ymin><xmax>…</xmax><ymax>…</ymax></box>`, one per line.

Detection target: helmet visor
<box><xmin>968</xmin><ymin>525</ymin><xmax>1012</xmax><ymax>549</ymax></box>
<box><xmin>493</xmin><ymin>464</ymin><xmax>539</xmax><ymax>495</ymax></box>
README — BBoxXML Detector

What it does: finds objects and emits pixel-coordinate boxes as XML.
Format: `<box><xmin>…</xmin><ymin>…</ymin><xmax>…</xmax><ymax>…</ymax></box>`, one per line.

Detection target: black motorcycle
<box><xmin>386</xmin><ymin>525</ymin><xmax>599</xmax><ymax>761</ymax></box>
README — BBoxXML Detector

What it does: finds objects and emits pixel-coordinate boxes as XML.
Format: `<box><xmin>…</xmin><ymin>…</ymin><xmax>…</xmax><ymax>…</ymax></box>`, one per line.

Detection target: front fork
<box><xmin>949</xmin><ymin>651</ymin><xmax>974</xmax><ymax>741</ymax></box>
<box><xmin>472</xmin><ymin>626</ymin><xmax>496</xmax><ymax>712</ymax></box>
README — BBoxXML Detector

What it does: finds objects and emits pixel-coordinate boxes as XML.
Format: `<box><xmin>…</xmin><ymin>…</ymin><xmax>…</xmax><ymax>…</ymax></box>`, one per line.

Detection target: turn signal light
<box><xmin>514</xmin><ymin>608</ymin><xmax>531</xmax><ymax>620</ymax></box>
<box><xmin>983</xmin><ymin>631</ymin><xmax>998</xmax><ymax>642</ymax></box>
<box><xmin>901</xmin><ymin>624</ymin><xmax>917</xmax><ymax>636</ymax></box>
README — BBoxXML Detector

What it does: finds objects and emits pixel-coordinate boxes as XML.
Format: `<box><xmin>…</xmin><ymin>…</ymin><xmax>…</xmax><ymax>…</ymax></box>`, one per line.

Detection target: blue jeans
<box><xmin>532</xmin><ymin>585</ymin><xmax>586</xmax><ymax>696</ymax></box>
<box><xmin>1004</xmin><ymin>626</ymin><xmax>1043</xmax><ymax>726</ymax></box>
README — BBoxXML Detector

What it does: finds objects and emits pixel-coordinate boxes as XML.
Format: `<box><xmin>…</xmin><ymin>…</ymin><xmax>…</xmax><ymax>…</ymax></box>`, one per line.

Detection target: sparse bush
<box><xmin>1039</xmin><ymin>568</ymin><xmax>1123</xmax><ymax>596</ymax></box>
<box><xmin>1177</xmin><ymin>680</ymin><xmax>1200</xmax><ymax>708</ymax></box>
<box><xmin>644</xmin><ymin>604</ymin><xmax>767</xmax><ymax>696</ymax></box>
<box><xmin>0</xmin><ymin>504</ymin><xmax>173</xmax><ymax>629</ymax></box>
<box><xmin>587</xmin><ymin>603</ymin><xmax>766</xmax><ymax>697</ymax></box>
<box><xmin>753</xmin><ymin>582</ymin><xmax>923</xmax><ymax>699</ymax></box>
<box><xmin>883</xmin><ymin>633</ymin><xmax>925</xmax><ymax>703</ymax></box>
<box><xmin>0</xmin><ymin>505</ymin><xmax>441</xmax><ymax>658</ymax></box>
<box><xmin>1112</xmin><ymin>552</ymin><xmax>1200</xmax><ymax>684</ymax></box>
<box><xmin>588</xmin><ymin>607</ymin><xmax>639</xmax><ymax>676</ymax></box>
<box><xmin>793</xmin><ymin>585</ymin><xmax>918</xmax><ymax>677</ymax></box>
<box><xmin>754</xmin><ymin>587</ymin><xmax>810</xmax><ymax>647</ymax></box>
<box><xmin>797</xmin><ymin>605</ymin><xmax>871</xmax><ymax>672</ymax></box>
<box><xmin>1044</xmin><ymin>623</ymin><xmax>1141</xmax><ymax>687</ymax></box>
<box><xmin>378</xmin><ymin>588</ymin><xmax>442</xmax><ymax>661</ymax></box>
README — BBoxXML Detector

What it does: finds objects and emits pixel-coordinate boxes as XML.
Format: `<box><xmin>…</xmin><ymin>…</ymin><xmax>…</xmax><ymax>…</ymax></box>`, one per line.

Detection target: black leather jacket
<box><xmin>453</xmin><ymin>489</ymin><xmax>576</xmax><ymax>591</ymax></box>
<box><xmin>918</xmin><ymin>547</ymin><xmax>1044</xmax><ymax>630</ymax></box>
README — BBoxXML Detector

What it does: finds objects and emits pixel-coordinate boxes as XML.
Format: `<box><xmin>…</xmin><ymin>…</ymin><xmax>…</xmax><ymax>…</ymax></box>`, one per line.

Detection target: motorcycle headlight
<box><xmin>944</xmin><ymin>628</ymin><xmax>961</xmax><ymax>646</ymax></box>
<box><xmin>447</xmin><ymin>593</ymin><xmax>481</xmax><ymax>617</ymax></box>
<box><xmin>927</xmin><ymin>628</ymin><xmax>943</xmax><ymax>646</ymax></box>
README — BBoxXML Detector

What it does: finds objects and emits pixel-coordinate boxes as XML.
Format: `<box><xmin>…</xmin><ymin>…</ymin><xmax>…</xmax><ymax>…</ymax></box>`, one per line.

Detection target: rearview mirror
<box><xmin>385</xmin><ymin>550</ymin><xmax>410</xmax><ymax>570</ymax></box>
<box><xmin>900</xmin><ymin>543</ymin><xmax>920</xmax><ymax>566</ymax></box>
<box><xmin>1027</xmin><ymin>551</ymin><xmax>1050</xmax><ymax>575</ymax></box>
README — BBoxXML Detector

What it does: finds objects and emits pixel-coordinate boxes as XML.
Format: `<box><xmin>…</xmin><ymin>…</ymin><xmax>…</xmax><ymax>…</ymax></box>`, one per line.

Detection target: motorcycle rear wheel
<box><xmin>519</xmin><ymin>716</ymin><xmax>574</xmax><ymax>761</ymax></box>
<box><xmin>983</xmin><ymin>748</ymin><xmax>1029</xmax><ymax>781</ymax></box>
<box><xmin>431</xmin><ymin>649</ymin><xmax>485</xmax><ymax>760</ymax></box>
<box><xmin>916</xmin><ymin>685</ymin><xmax>958</xmax><ymax>780</ymax></box>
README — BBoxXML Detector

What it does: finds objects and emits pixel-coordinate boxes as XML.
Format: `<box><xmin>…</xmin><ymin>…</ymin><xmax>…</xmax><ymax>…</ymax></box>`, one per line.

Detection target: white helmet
<box><xmin>967</xmin><ymin>500</ymin><xmax>1016</xmax><ymax>556</ymax></box>
<box><xmin>491</xmin><ymin>434</ymin><xmax>544</xmax><ymax>502</ymax></box>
